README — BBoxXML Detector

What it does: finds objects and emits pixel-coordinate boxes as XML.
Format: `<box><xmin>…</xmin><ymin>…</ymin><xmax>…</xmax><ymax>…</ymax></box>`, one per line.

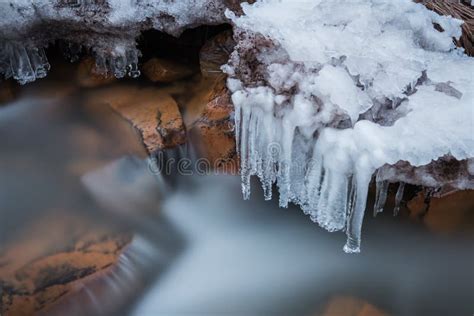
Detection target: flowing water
<box><xmin>1</xmin><ymin>70</ymin><xmax>473</xmax><ymax>316</ymax></box>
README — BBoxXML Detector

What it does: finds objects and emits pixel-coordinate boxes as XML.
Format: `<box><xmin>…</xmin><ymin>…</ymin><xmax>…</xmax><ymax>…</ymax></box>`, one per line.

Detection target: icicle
<box><xmin>343</xmin><ymin>165</ymin><xmax>372</xmax><ymax>253</ymax></box>
<box><xmin>304</xmin><ymin>149</ymin><xmax>324</xmax><ymax>221</ymax></box>
<box><xmin>93</xmin><ymin>46</ymin><xmax>141</xmax><ymax>79</ymax></box>
<box><xmin>10</xmin><ymin>45</ymin><xmax>35</xmax><ymax>85</ymax></box>
<box><xmin>240</xmin><ymin>102</ymin><xmax>252</xmax><ymax>200</ymax></box>
<box><xmin>126</xmin><ymin>49</ymin><xmax>141</xmax><ymax>78</ymax></box>
<box><xmin>27</xmin><ymin>47</ymin><xmax>50</xmax><ymax>79</ymax></box>
<box><xmin>393</xmin><ymin>182</ymin><xmax>405</xmax><ymax>216</ymax></box>
<box><xmin>277</xmin><ymin>118</ymin><xmax>295</xmax><ymax>208</ymax></box>
<box><xmin>1</xmin><ymin>42</ymin><xmax>51</xmax><ymax>85</ymax></box>
<box><xmin>373</xmin><ymin>179</ymin><xmax>389</xmax><ymax>216</ymax></box>
<box><xmin>316</xmin><ymin>170</ymin><xmax>349</xmax><ymax>232</ymax></box>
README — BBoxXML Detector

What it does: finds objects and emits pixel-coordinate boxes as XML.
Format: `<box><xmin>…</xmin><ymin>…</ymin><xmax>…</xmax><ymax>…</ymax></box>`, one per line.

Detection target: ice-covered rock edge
<box><xmin>224</xmin><ymin>0</ymin><xmax>474</xmax><ymax>252</ymax></box>
<box><xmin>0</xmin><ymin>0</ymin><xmax>245</xmax><ymax>84</ymax></box>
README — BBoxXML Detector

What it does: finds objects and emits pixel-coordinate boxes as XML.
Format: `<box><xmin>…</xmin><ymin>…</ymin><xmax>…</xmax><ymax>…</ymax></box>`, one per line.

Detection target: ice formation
<box><xmin>224</xmin><ymin>0</ymin><xmax>474</xmax><ymax>252</ymax></box>
<box><xmin>0</xmin><ymin>0</ymin><xmax>244</xmax><ymax>83</ymax></box>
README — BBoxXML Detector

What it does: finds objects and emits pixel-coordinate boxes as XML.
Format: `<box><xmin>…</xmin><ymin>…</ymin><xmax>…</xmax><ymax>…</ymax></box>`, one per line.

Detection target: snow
<box><xmin>225</xmin><ymin>0</ymin><xmax>474</xmax><ymax>252</ymax></box>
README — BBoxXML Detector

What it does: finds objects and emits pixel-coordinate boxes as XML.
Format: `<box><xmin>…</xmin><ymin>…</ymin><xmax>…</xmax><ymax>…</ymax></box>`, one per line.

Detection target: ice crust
<box><xmin>0</xmin><ymin>0</ymin><xmax>237</xmax><ymax>83</ymax></box>
<box><xmin>225</xmin><ymin>0</ymin><xmax>474</xmax><ymax>252</ymax></box>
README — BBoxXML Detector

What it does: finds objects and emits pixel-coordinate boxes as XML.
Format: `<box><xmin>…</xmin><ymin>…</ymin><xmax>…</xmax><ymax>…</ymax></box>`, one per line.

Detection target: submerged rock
<box><xmin>320</xmin><ymin>296</ymin><xmax>389</xmax><ymax>316</ymax></box>
<box><xmin>0</xmin><ymin>213</ymin><xmax>131</xmax><ymax>316</ymax></box>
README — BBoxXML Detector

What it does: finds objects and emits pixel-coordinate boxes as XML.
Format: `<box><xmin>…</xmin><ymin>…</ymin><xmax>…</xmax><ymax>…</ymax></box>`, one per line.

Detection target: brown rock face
<box><xmin>76</xmin><ymin>57</ymin><xmax>116</xmax><ymax>88</ymax></box>
<box><xmin>0</xmin><ymin>80</ymin><xmax>16</xmax><ymax>105</ymax></box>
<box><xmin>407</xmin><ymin>190</ymin><xmax>474</xmax><ymax>233</ymax></box>
<box><xmin>142</xmin><ymin>58</ymin><xmax>195</xmax><ymax>83</ymax></box>
<box><xmin>199</xmin><ymin>30</ymin><xmax>235</xmax><ymax>78</ymax></box>
<box><xmin>90</xmin><ymin>85</ymin><xmax>187</xmax><ymax>153</ymax></box>
<box><xmin>0</xmin><ymin>213</ymin><xmax>131</xmax><ymax>316</ymax></box>
<box><xmin>189</xmin><ymin>77</ymin><xmax>239</xmax><ymax>174</ymax></box>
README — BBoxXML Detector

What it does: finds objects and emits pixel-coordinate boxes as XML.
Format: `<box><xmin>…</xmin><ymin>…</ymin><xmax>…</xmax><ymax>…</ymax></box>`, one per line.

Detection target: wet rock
<box><xmin>189</xmin><ymin>77</ymin><xmax>239</xmax><ymax>174</ymax></box>
<box><xmin>142</xmin><ymin>58</ymin><xmax>195</xmax><ymax>83</ymax></box>
<box><xmin>407</xmin><ymin>189</ymin><xmax>474</xmax><ymax>233</ymax></box>
<box><xmin>0</xmin><ymin>80</ymin><xmax>16</xmax><ymax>105</ymax></box>
<box><xmin>0</xmin><ymin>213</ymin><xmax>131</xmax><ymax>316</ymax></box>
<box><xmin>76</xmin><ymin>57</ymin><xmax>116</xmax><ymax>88</ymax></box>
<box><xmin>319</xmin><ymin>296</ymin><xmax>389</xmax><ymax>316</ymax></box>
<box><xmin>199</xmin><ymin>30</ymin><xmax>235</xmax><ymax>78</ymax></box>
<box><xmin>91</xmin><ymin>85</ymin><xmax>186</xmax><ymax>153</ymax></box>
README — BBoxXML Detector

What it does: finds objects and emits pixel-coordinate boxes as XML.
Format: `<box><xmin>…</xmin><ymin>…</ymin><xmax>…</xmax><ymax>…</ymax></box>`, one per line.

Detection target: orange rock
<box><xmin>76</xmin><ymin>57</ymin><xmax>116</xmax><ymax>88</ymax></box>
<box><xmin>0</xmin><ymin>212</ymin><xmax>131</xmax><ymax>316</ymax></box>
<box><xmin>188</xmin><ymin>77</ymin><xmax>239</xmax><ymax>174</ymax></box>
<box><xmin>320</xmin><ymin>295</ymin><xmax>390</xmax><ymax>316</ymax></box>
<box><xmin>407</xmin><ymin>190</ymin><xmax>474</xmax><ymax>233</ymax></box>
<box><xmin>142</xmin><ymin>58</ymin><xmax>195</xmax><ymax>83</ymax></box>
<box><xmin>89</xmin><ymin>84</ymin><xmax>186</xmax><ymax>153</ymax></box>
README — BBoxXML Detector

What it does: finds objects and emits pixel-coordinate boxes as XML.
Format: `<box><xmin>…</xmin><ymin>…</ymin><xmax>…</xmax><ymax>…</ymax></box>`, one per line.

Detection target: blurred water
<box><xmin>130</xmin><ymin>175</ymin><xmax>474</xmax><ymax>316</ymax></box>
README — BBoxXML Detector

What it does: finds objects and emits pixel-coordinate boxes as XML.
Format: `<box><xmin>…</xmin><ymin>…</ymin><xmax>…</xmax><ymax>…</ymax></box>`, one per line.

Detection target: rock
<box><xmin>417</xmin><ymin>0</ymin><xmax>474</xmax><ymax>56</ymax></box>
<box><xmin>189</xmin><ymin>77</ymin><xmax>239</xmax><ymax>174</ymax></box>
<box><xmin>142</xmin><ymin>58</ymin><xmax>195</xmax><ymax>83</ymax></box>
<box><xmin>0</xmin><ymin>213</ymin><xmax>131</xmax><ymax>316</ymax></box>
<box><xmin>199</xmin><ymin>30</ymin><xmax>235</xmax><ymax>78</ymax></box>
<box><xmin>407</xmin><ymin>189</ymin><xmax>474</xmax><ymax>233</ymax></box>
<box><xmin>76</xmin><ymin>57</ymin><xmax>116</xmax><ymax>88</ymax></box>
<box><xmin>319</xmin><ymin>296</ymin><xmax>389</xmax><ymax>316</ymax></box>
<box><xmin>90</xmin><ymin>85</ymin><xmax>186</xmax><ymax>153</ymax></box>
<box><xmin>0</xmin><ymin>80</ymin><xmax>15</xmax><ymax>105</ymax></box>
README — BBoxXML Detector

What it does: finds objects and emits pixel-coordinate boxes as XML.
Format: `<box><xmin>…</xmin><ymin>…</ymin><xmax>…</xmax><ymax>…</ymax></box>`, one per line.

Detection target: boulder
<box><xmin>90</xmin><ymin>85</ymin><xmax>186</xmax><ymax>153</ymax></box>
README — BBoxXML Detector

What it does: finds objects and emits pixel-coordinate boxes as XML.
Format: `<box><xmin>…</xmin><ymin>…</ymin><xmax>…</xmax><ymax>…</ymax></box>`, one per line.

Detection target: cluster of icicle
<box><xmin>225</xmin><ymin>0</ymin><xmax>474</xmax><ymax>252</ymax></box>
<box><xmin>0</xmin><ymin>42</ymin><xmax>50</xmax><ymax>85</ymax></box>
<box><xmin>0</xmin><ymin>40</ymin><xmax>141</xmax><ymax>84</ymax></box>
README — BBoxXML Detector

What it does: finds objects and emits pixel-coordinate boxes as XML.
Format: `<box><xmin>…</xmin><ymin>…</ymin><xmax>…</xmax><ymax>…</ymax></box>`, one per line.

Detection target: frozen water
<box><xmin>225</xmin><ymin>0</ymin><xmax>474</xmax><ymax>252</ymax></box>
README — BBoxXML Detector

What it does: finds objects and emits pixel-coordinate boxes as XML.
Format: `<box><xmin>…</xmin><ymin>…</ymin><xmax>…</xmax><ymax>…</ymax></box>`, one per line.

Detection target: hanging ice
<box><xmin>225</xmin><ymin>0</ymin><xmax>474</xmax><ymax>252</ymax></box>
<box><xmin>0</xmin><ymin>42</ymin><xmax>50</xmax><ymax>85</ymax></box>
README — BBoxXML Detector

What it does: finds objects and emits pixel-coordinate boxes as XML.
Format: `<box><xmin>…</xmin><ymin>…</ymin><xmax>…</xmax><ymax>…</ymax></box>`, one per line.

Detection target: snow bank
<box><xmin>225</xmin><ymin>0</ymin><xmax>474</xmax><ymax>252</ymax></box>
